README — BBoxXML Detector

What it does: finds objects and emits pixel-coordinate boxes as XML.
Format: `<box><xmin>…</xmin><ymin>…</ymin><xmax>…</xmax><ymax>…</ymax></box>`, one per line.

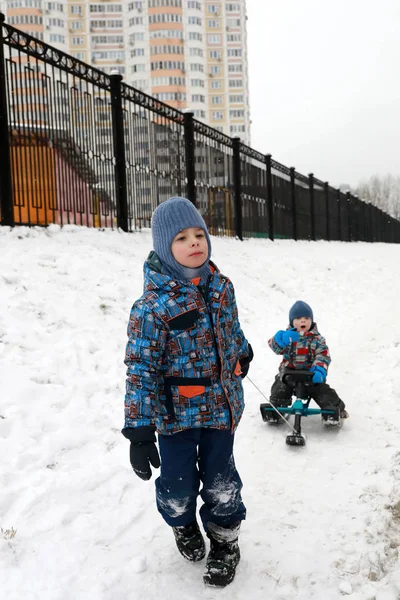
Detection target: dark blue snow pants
<box><xmin>155</xmin><ymin>428</ymin><xmax>246</xmax><ymax>532</ymax></box>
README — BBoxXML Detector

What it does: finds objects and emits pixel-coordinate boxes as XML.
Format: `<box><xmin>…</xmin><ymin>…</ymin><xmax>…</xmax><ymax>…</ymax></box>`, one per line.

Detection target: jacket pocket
<box><xmin>167</xmin><ymin>309</ymin><xmax>200</xmax><ymax>331</ymax></box>
<box><xmin>164</xmin><ymin>376</ymin><xmax>211</xmax><ymax>418</ymax></box>
<box><xmin>178</xmin><ymin>385</ymin><xmax>206</xmax><ymax>398</ymax></box>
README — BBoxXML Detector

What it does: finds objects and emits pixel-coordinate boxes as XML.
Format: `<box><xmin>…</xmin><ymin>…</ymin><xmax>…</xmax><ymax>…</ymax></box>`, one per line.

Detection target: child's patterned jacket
<box><xmin>124</xmin><ymin>252</ymin><xmax>251</xmax><ymax>435</ymax></box>
<box><xmin>268</xmin><ymin>325</ymin><xmax>331</xmax><ymax>373</ymax></box>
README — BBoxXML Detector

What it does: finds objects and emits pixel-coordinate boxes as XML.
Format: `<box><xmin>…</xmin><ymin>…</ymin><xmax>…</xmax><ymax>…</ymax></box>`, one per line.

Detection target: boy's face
<box><xmin>292</xmin><ymin>316</ymin><xmax>312</xmax><ymax>333</ymax></box>
<box><xmin>171</xmin><ymin>227</ymin><xmax>208</xmax><ymax>268</ymax></box>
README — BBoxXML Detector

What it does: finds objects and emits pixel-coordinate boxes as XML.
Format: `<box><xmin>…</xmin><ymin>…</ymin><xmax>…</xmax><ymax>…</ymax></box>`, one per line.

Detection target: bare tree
<box><xmin>353</xmin><ymin>174</ymin><xmax>400</xmax><ymax>220</ymax></box>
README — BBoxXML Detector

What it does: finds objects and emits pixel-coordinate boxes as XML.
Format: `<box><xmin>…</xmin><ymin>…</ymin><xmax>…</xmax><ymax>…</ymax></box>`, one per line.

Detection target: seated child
<box><xmin>268</xmin><ymin>300</ymin><xmax>348</xmax><ymax>423</ymax></box>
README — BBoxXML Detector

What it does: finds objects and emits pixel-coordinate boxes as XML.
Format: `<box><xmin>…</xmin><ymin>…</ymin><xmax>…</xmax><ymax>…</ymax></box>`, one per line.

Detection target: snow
<box><xmin>1</xmin><ymin>224</ymin><xmax>400</xmax><ymax>600</ymax></box>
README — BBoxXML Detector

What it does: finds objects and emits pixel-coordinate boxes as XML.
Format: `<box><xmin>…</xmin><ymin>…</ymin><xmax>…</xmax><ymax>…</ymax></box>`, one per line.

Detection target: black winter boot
<box><xmin>260</xmin><ymin>399</ymin><xmax>291</xmax><ymax>424</ymax></box>
<box><xmin>203</xmin><ymin>522</ymin><xmax>241</xmax><ymax>588</ymax></box>
<box><xmin>172</xmin><ymin>520</ymin><xmax>206</xmax><ymax>562</ymax></box>
<box><xmin>322</xmin><ymin>406</ymin><xmax>341</xmax><ymax>426</ymax></box>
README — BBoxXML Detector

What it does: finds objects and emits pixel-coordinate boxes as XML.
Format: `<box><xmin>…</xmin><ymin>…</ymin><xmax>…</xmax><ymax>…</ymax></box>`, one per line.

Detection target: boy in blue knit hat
<box><xmin>122</xmin><ymin>197</ymin><xmax>253</xmax><ymax>588</ymax></box>
<box><xmin>267</xmin><ymin>300</ymin><xmax>347</xmax><ymax>424</ymax></box>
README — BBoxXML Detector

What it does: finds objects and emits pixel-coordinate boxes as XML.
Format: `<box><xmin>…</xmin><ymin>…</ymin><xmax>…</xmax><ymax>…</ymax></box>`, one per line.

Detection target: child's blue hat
<box><xmin>289</xmin><ymin>301</ymin><xmax>313</xmax><ymax>326</ymax></box>
<box><xmin>151</xmin><ymin>197</ymin><xmax>211</xmax><ymax>280</ymax></box>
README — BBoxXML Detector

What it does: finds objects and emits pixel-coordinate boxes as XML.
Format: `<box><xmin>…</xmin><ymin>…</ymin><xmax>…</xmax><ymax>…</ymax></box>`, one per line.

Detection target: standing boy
<box><xmin>122</xmin><ymin>197</ymin><xmax>253</xmax><ymax>587</ymax></box>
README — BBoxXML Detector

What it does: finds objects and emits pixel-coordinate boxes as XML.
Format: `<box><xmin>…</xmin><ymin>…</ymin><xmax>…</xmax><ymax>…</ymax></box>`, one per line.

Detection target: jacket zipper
<box><xmin>196</xmin><ymin>279</ymin><xmax>235</xmax><ymax>432</ymax></box>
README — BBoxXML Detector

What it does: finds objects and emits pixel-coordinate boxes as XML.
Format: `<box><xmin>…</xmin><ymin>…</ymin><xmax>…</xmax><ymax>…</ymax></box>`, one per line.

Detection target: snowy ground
<box><xmin>1</xmin><ymin>225</ymin><xmax>400</xmax><ymax>600</ymax></box>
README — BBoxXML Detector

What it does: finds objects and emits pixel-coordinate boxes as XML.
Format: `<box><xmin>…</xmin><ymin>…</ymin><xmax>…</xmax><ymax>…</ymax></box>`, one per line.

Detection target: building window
<box><xmin>128</xmin><ymin>17</ymin><xmax>143</xmax><ymax>25</ymax></box>
<box><xmin>93</xmin><ymin>35</ymin><xmax>124</xmax><ymax>43</ymax></box>
<box><xmin>227</xmin><ymin>49</ymin><xmax>242</xmax><ymax>57</ymax></box>
<box><xmin>189</xmin><ymin>47</ymin><xmax>203</xmax><ymax>57</ymax></box>
<box><xmin>230</xmin><ymin>109</ymin><xmax>244</xmax><ymax>118</ymax></box>
<box><xmin>228</xmin><ymin>64</ymin><xmax>242</xmax><ymax>72</ymax></box>
<box><xmin>151</xmin><ymin>61</ymin><xmax>185</xmax><ymax>71</ymax></box>
<box><xmin>49</xmin><ymin>33</ymin><xmax>65</xmax><ymax>43</ymax></box>
<box><xmin>188</xmin><ymin>16</ymin><xmax>202</xmax><ymax>25</ymax></box>
<box><xmin>229</xmin><ymin>94</ymin><xmax>244</xmax><ymax>103</ymax></box>
<box><xmin>230</xmin><ymin>124</ymin><xmax>246</xmax><ymax>133</ymax></box>
<box><xmin>188</xmin><ymin>32</ymin><xmax>202</xmax><ymax>41</ymax></box>
<box><xmin>90</xmin><ymin>4</ymin><xmax>122</xmax><ymax>13</ymax></box>
<box><xmin>227</xmin><ymin>18</ymin><xmax>241</xmax><ymax>27</ymax></box>
<box><xmin>148</xmin><ymin>0</ymin><xmax>182</xmax><ymax>6</ymax></box>
<box><xmin>228</xmin><ymin>79</ymin><xmax>243</xmax><ymax>88</ymax></box>
<box><xmin>149</xmin><ymin>13</ymin><xmax>182</xmax><ymax>23</ymax></box>
<box><xmin>151</xmin><ymin>45</ymin><xmax>184</xmax><ymax>55</ymax></box>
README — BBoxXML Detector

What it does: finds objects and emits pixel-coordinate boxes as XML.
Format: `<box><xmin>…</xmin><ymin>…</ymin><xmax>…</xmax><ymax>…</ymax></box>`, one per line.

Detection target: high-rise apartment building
<box><xmin>1</xmin><ymin>0</ymin><xmax>250</xmax><ymax>142</ymax></box>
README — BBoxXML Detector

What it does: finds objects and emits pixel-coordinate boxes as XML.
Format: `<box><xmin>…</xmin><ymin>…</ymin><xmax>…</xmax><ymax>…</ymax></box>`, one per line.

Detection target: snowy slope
<box><xmin>1</xmin><ymin>225</ymin><xmax>400</xmax><ymax>600</ymax></box>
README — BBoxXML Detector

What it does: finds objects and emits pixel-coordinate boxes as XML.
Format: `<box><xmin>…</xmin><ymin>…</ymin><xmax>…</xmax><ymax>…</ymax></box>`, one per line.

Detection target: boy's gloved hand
<box><xmin>239</xmin><ymin>343</ymin><xmax>254</xmax><ymax>379</ymax></box>
<box><xmin>121</xmin><ymin>426</ymin><xmax>161</xmax><ymax>481</ymax></box>
<box><xmin>310</xmin><ymin>365</ymin><xmax>326</xmax><ymax>384</ymax></box>
<box><xmin>274</xmin><ymin>329</ymin><xmax>300</xmax><ymax>348</ymax></box>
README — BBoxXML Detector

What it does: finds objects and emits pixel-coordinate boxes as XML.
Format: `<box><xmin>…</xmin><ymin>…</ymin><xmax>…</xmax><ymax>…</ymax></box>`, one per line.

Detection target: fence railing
<box><xmin>1</xmin><ymin>15</ymin><xmax>399</xmax><ymax>243</ymax></box>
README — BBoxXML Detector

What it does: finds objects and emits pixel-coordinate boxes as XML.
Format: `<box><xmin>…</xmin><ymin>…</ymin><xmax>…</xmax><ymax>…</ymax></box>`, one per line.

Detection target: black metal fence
<box><xmin>1</xmin><ymin>15</ymin><xmax>399</xmax><ymax>243</ymax></box>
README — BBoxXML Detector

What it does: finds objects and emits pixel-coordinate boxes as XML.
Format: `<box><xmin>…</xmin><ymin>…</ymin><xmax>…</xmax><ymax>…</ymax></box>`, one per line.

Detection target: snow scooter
<box><xmin>259</xmin><ymin>369</ymin><xmax>339</xmax><ymax>446</ymax></box>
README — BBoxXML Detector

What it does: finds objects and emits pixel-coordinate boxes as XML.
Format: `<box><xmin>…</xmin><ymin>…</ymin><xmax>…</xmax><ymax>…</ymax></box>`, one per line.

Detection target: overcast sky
<box><xmin>246</xmin><ymin>0</ymin><xmax>400</xmax><ymax>188</ymax></box>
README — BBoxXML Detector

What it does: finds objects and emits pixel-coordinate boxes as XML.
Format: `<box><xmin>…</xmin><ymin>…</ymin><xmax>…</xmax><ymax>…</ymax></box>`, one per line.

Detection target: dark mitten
<box><xmin>239</xmin><ymin>343</ymin><xmax>254</xmax><ymax>379</ymax></box>
<box><xmin>121</xmin><ymin>426</ymin><xmax>161</xmax><ymax>481</ymax></box>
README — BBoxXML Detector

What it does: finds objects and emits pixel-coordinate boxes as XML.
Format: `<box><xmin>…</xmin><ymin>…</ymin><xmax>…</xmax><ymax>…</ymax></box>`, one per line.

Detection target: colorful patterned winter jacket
<box><xmin>124</xmin><ymin>252</ymin><xmax>251</xmax><ymax>435</ymax></box>
<box><xmin>268</xmin><ymin>325</ymin><xmax>331</xmax><ymax>374</ymax></box>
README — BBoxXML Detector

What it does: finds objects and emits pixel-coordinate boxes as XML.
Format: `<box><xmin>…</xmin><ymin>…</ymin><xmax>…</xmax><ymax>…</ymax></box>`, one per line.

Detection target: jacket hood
<box><xmin>305</xmin><ymin>323</ymin><xmax>319</xmax><ymax>336</ymax></box>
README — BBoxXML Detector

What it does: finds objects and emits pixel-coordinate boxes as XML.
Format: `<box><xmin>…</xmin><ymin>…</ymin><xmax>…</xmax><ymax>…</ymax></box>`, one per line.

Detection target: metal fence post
<box><xmin>232</xmin><ymin>137</ymin><xmax>243</xmax><ymax>240</ymax></box>
<box><xmin>183</xmin><ymin>110</ymin><xmax>196</xmax><ymax>205</ymax></box>
<box><xmin>336</xmin><ymin>188</ymin><xmax>342</xmax><ymax>242</ymax></box>
<box><xmin>0</xmin><ymin>14</ymin><xmax>14</xmax><ymax>226</ymax></box>
<box><xmin>353</xmin><ymin>194</ymin><xmax>359</xmax><ymax>241</ymax></box>
<box><xmin>346</xmin><ymin>192</ymin><xmax>352</xmax><ymax>241</ymax></box>
<box><xmin>289</xmin><ymin>167</ymin><xmax>297</xmax><ymax>241</ymax></box>
<box><xmin>265</xmin><ymin>154</ymin><xmax>274</xmax><ymax>241</ymax></box>
<box><xmin>110</xmin><ymin>71</ymin><xmax>128</xmax><ymax>231</ymax></box>
<box><xmin>308</xmin><ymin>173</ymin><xmax>315</xmax><ymax>241</ymax></box>
<box><xmin>368</xmin><ymin>202</ymin><xmax>372</xmax><ymax>242</ymax></box>
<box><xmin>324</xmin><ymin>182</ymin><xmax>330</xmax><ymax>241</ymax></box>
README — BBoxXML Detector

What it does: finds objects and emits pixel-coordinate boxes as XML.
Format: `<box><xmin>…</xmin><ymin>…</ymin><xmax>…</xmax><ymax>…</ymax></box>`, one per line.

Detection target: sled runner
<box><xmin>259</xmin><ymin>370</ymin><xmax>339</xmax><ymax>446</ymax></box>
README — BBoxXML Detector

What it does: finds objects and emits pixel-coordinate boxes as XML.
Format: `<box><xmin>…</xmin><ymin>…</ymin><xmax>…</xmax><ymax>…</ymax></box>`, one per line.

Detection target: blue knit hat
<box><xmin>289</xmin><ymin>301</ymin><xmax>313</xmax><ymax>326</ymax></box>
<box><xmin>151</xmin><ymin>197</ymin><xmax>211</xmax><ymax>281</ymax></box>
